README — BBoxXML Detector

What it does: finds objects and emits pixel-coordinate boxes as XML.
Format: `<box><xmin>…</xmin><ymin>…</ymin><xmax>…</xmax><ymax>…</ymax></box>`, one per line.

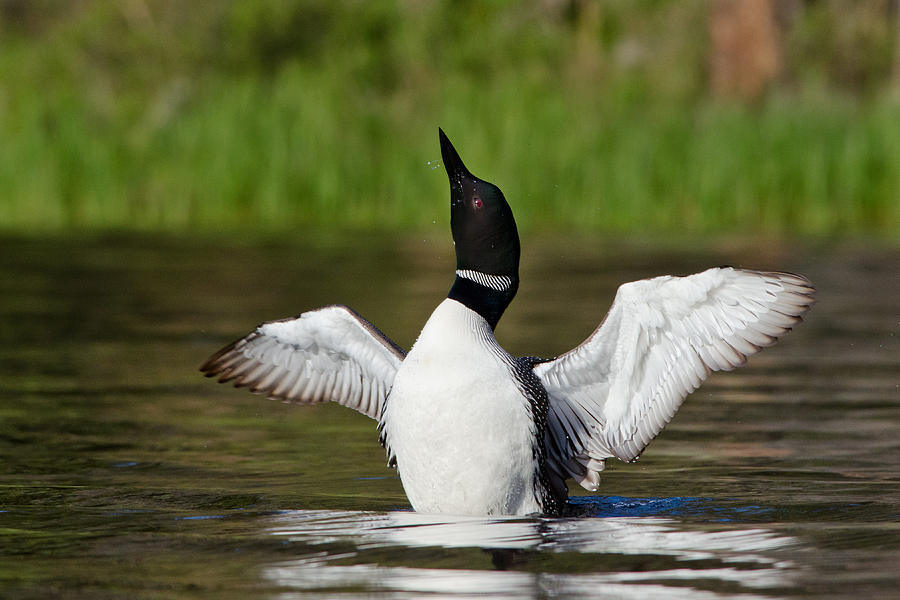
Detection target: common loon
<box><xmin>201</xmin><ymin>128</ymin><xmax>815</xmax><ymax>516</ymax></box>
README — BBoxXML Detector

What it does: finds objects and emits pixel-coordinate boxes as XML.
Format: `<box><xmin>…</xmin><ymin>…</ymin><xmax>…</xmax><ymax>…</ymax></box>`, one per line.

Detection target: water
<box><xmin>1</xmin><ymin>233</ymin><xmax>897</xmax><ymax>599</ymax></box>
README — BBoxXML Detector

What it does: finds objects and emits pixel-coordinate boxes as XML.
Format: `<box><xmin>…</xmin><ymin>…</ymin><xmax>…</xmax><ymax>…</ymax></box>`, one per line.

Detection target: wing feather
<box><xmin>534</xmin><ymin>268</ymin><xmax>814</xmax><ymax>490</ymax></box>
<box><xmin>200</xmin><ymin>304</ymin><xmax>405</xmax><ymax>420</ymax></box>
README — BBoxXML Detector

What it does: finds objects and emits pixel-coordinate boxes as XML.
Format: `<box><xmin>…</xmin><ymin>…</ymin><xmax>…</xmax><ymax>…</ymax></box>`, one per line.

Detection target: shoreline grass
<box><xmin>0</xmin><ymin>3</ymin><xmax>897</xmax><ymax>238</ymax></box>
<box><xmin>1</xmin><ymin>74</ymin><xmax>896</xmax><ymax>238</ymax></box>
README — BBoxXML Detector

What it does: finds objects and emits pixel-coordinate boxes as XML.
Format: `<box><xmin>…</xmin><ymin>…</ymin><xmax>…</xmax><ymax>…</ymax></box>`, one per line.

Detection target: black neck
<box><xmin>447</xmin><ymin>275</ymin><xmax>518</xmax><ymax>330</ymax></box>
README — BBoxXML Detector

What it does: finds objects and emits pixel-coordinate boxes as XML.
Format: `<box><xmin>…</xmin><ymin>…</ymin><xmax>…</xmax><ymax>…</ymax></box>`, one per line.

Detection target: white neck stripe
<box><xmin>456</xmin><ymin>269</ymin><xmax>513</xmax><ymax>292</ymax></box>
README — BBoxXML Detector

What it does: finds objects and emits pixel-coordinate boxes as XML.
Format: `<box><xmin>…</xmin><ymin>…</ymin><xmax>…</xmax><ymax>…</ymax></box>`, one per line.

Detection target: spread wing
<box><xmin>533</xmin><ymin>268</ymin><xmax>815</xmax><ymax>490</ymax></box>
<box><xmin>200</xmin><ymin>305</ymin><xmax>405</xmax><ymax>420</ymax></box>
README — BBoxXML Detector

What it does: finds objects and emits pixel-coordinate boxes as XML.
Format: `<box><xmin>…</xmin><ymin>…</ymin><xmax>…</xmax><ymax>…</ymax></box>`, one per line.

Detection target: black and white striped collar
<box><xmin>448</xmin><ymin>270</ymin><xmax>518</xmax><ymax>330</ymax></box>
<box><xmin>455</xmin><ymin>269</ymin><xmax>514</xmax><ymax>292</ymax></box>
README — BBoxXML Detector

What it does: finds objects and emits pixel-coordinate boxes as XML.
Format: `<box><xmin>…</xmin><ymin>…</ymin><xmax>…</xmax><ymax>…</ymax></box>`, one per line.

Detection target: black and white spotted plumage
<box><xmin>513</xmin><ymin>356</ymin><xmax>568</xmax><ymax>515</ymax></box>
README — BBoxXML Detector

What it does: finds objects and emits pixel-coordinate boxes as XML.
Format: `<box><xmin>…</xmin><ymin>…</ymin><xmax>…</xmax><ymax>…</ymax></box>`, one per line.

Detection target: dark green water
<box><xmin>1</xmin><ymin>233</ymin><xmax>897</xmax><ymax>599</ymax></box>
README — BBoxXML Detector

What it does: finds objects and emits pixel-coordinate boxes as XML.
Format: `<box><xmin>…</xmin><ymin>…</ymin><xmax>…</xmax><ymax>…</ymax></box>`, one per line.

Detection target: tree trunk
<box><xmin>709</xmin><ymin>0</ymin><xmax>782</xmax><ymax>102</ymax></box>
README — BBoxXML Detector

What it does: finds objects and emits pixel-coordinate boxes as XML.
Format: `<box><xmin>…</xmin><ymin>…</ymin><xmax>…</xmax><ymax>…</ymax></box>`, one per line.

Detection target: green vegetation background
<box><xmin>0</xmin><ymin>1</ymin><xmax>897</xmax><ymax>237</ymax></box>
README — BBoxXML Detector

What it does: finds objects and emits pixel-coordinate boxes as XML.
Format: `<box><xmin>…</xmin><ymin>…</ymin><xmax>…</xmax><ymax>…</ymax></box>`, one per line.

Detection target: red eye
<box><xmin>473</xmin><ymin>197</ymin><xmax>483</xmax><ymax>208</ymax></box>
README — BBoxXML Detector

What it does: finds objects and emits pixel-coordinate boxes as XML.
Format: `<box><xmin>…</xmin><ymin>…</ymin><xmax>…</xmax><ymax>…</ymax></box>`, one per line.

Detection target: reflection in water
<box><xmin>265</xmin><ymin>508</ymin><xmax>796</xmax><ymax>598</ymax></box>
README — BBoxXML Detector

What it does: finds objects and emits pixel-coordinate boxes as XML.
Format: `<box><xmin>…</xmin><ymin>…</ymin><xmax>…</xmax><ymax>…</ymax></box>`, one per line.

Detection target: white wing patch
<box><xmin>534</xmin><ymin>268</ymin><xmax>815</xmax><ymax>490</ymax></box>
<box><xmin>200</xmin><ymin>305</ymin><xmax>405</xmax><ymax>420</ymax></box>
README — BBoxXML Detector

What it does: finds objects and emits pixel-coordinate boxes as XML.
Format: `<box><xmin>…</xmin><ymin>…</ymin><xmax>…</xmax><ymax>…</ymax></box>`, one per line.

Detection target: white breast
<box><xmin>381</xmin><ymin>299</ymin><xmax>541</xmax><ymax>516</ymax></box>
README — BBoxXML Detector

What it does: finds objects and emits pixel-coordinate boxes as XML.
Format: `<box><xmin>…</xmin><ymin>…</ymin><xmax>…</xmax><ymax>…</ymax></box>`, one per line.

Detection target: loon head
<box><xmin>439</xmin><ymin>128</ymin><xmax>520</xmax><ymax>330</ymax></box>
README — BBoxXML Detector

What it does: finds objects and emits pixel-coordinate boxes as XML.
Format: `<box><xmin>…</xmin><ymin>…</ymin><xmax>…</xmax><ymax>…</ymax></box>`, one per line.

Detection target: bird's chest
<box><xmin>391</xmin><ymin>341</ymin><xmax>526</xmax><ymax>439</ymax></box>
<box><xmin>381</xmin><ymin>300</ymin><xmax>539</xmax><ymax>514</ymax></box>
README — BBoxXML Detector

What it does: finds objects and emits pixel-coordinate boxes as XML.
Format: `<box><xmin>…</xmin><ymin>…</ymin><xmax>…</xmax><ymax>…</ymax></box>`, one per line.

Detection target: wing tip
<box><xmin>198</xmin><ymin>344</ymin><xmax>236</xmax><ymax>375</ymax></box>
<box><xmin>199</xmin><ymin>329</ymin><xmax>264</xmax><ymax>376</ymax></box>
<box><xmin>766</xmin><ymin>270</ymin><xmax>817</xmax><ymax>303</ymax></box>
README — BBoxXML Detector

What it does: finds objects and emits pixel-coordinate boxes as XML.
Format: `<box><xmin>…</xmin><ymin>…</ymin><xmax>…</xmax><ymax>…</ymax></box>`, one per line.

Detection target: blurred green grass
<box><xmin>0</xmin><ymin>1</ymin><xmax>897</xmax><ymax>237</ymax></box>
